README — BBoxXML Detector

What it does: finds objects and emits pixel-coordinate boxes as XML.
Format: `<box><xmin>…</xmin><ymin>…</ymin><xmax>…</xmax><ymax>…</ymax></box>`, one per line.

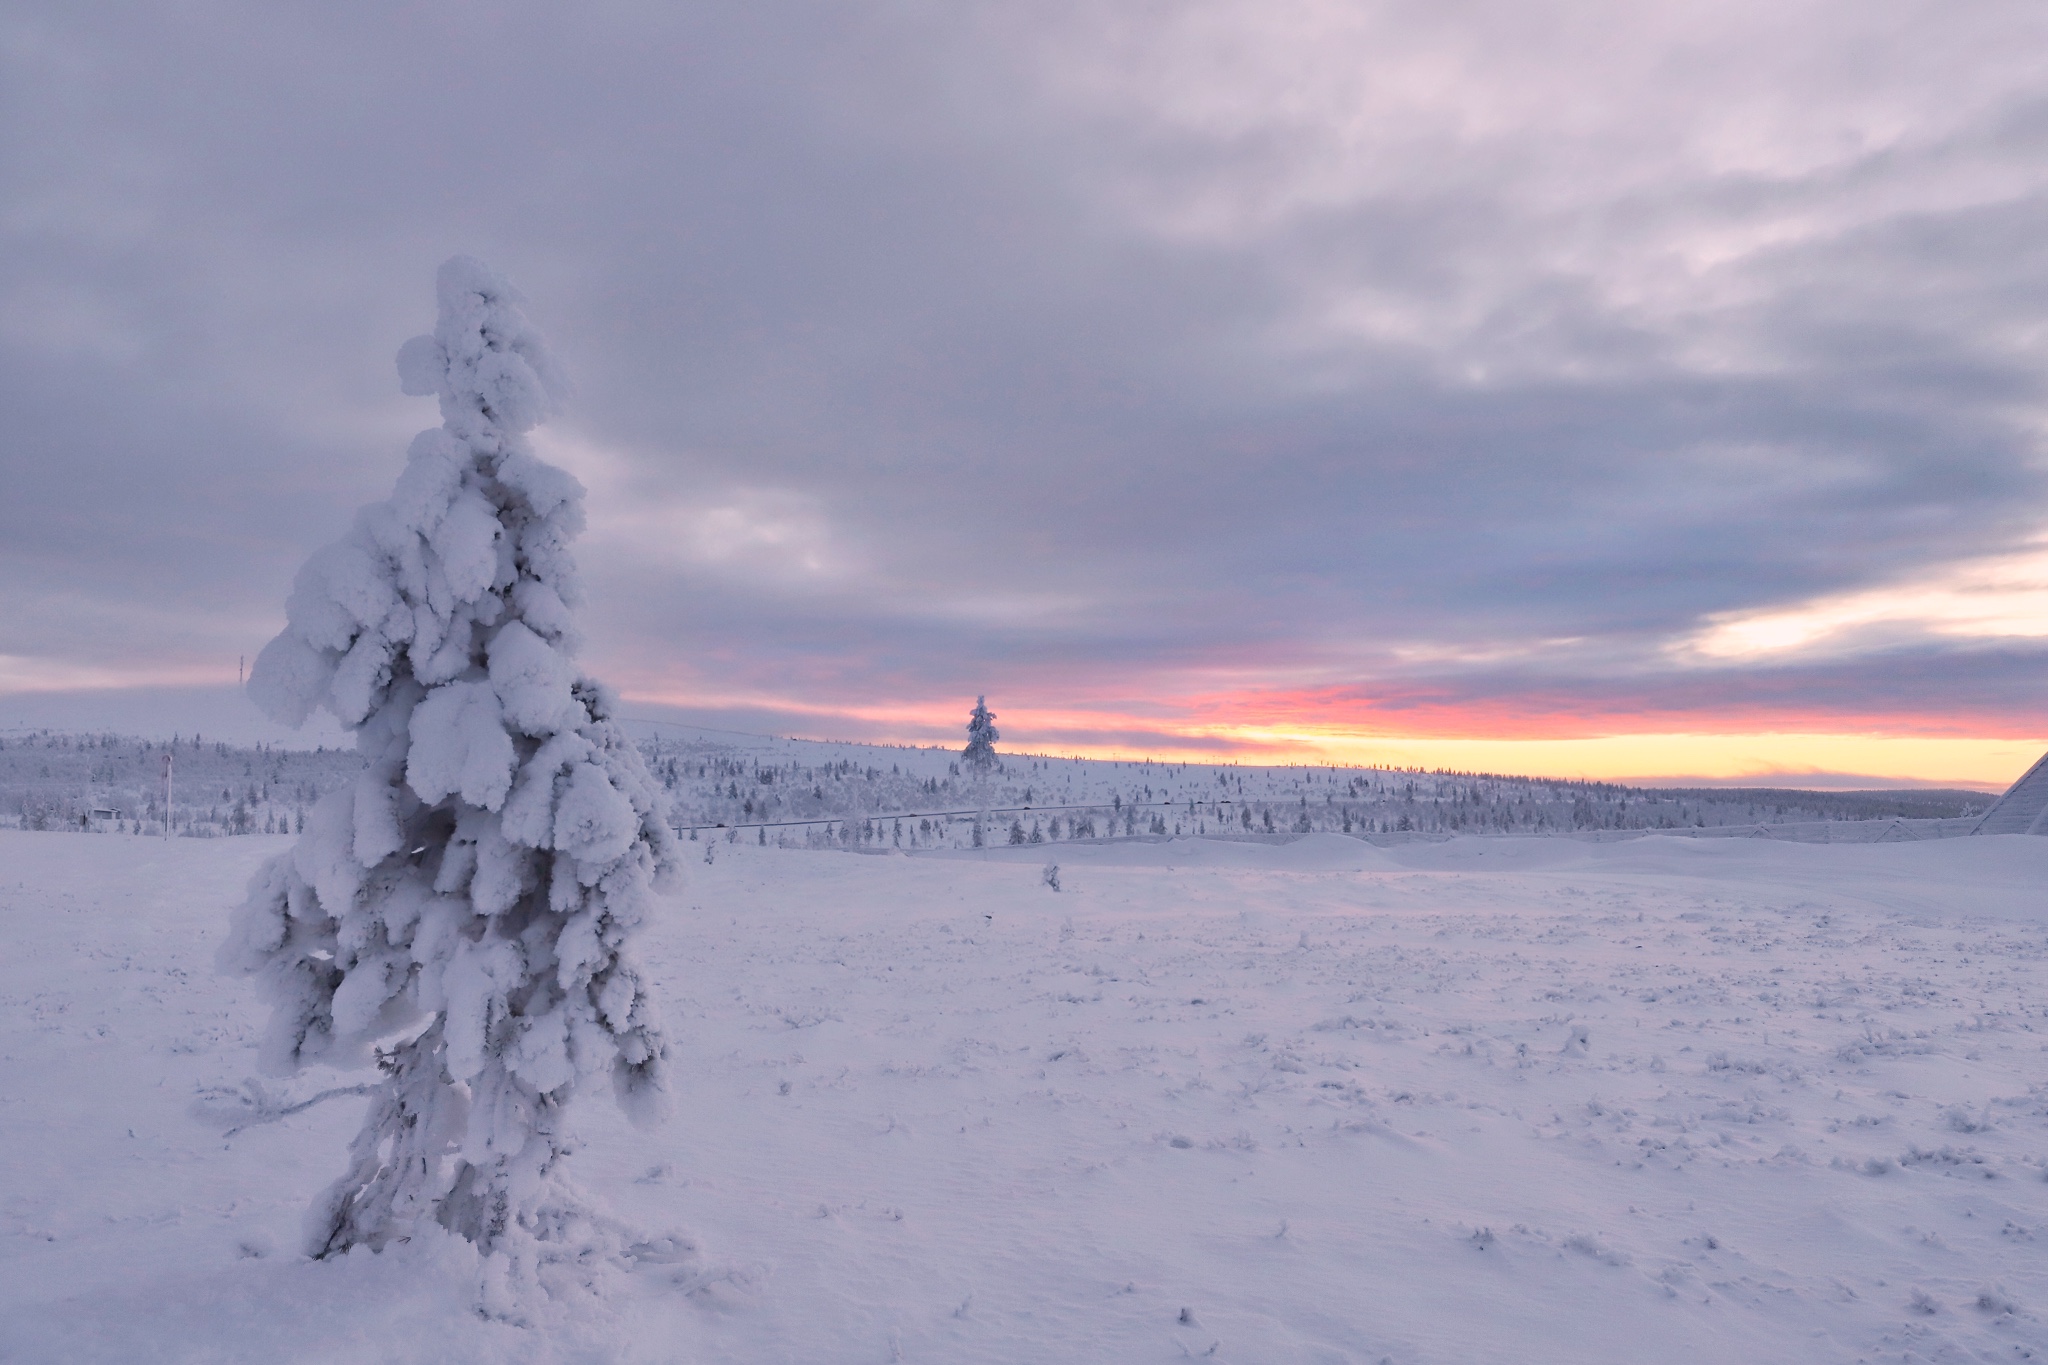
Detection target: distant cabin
<box><xmin>1972</xmin><ymin>753</ymin><xmax>2048</xmax><ymax>835</ymax></box>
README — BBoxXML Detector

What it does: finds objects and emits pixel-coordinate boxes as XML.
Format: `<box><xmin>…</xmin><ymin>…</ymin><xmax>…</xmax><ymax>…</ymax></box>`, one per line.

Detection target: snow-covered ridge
<box><xmin>585</xmin><ymin>725</ymin><xmax>1999</xmax><ymax>850</ymax></box>
<box><xmin>0</xmin><ymin>726</ymin><xmax>1993</xmax><ymax>845</ymax></box>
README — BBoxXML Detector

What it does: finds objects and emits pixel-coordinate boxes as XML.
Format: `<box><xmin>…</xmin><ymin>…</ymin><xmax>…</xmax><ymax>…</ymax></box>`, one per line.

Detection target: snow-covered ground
<box><xmin>5</xmin><ymin>828</ymin><xmax>2048</xmax><ymax>1362</ymax></box>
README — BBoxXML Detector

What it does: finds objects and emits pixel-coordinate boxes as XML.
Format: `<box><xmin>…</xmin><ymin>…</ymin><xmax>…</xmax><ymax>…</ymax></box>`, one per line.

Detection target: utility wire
<box><xmin>680</xmin><ymin>796</ymin><xmax>1247</xmax><ymax>834</ymax></box>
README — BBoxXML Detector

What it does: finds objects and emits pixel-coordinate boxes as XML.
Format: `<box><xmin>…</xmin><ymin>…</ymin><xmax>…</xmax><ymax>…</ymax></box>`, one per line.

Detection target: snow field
<box><xmin>5</xmin><ymin>829</ymin><xmax>2048</xmax><ymax>1362</ymax></box>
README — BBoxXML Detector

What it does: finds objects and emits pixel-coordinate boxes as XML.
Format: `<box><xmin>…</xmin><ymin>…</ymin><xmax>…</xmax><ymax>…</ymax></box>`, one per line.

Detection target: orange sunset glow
<box><xmin>617</xmin><ymin>682</ymin><xmax>2043</xmax><ymax>789</ymax></box>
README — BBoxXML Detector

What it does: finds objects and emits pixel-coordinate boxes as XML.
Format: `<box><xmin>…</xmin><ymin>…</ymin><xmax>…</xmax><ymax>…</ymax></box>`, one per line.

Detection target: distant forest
<box><xmin>642</xmin><ymin>736</ymin><xmax>1991</xmax><ymax>850</ymax></box>
<box><xmin>0</xmin><ymin>732</ymin><xmax>361</xmax><ymax>837</ymax></box>
<box><xmin>0</xmin><ymin>729</ymin><xmax>1995</xmax><ymax>845</ymax></box>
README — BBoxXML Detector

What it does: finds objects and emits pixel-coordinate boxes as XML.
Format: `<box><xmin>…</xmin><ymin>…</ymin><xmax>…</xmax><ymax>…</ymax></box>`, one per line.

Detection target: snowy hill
<box><xmin>632</xmin><ymin>725</ymin><xmax>1993</xmax><ymax>849</ymax></box>
<box><xmin>0</xmin><ymin>726</ymin><xmax>1994</xmax><ymax>849</ymax></box>
<box><xmin>5</xmin><ymin>829</ymin><xmax>2048</xmax><ymax>1361</ymax></box>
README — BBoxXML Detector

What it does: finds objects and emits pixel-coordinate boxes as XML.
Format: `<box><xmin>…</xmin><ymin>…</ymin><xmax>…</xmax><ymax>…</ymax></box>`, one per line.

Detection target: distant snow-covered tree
<box><xmin>962</xmin><ymin>696</ymin><xmax>999</xmax><ymax>773</ymax></box>
<box><xmin>226</xmin><ymin>257</ymin><xmax>682</xmax><ymax>1316</ymax></box>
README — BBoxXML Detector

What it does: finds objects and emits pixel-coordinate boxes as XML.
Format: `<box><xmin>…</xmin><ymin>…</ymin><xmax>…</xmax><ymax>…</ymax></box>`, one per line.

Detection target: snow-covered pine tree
<box><xmin>962</xmin><ymin>695</ymin><xmax>999</xmax><ymax>773</ymax></box>
<box><xmin>226</xmin><ymin>257</ymin><xmax>683</xmax><ymax>1316</ymax></box>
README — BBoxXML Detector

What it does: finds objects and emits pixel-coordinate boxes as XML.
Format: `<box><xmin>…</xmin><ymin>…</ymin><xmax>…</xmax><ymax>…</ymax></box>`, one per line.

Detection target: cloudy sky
<box><xmin>7</xmin><ymin>0</ymin><xmax>2048</xmax><ymax>786</ymax></box>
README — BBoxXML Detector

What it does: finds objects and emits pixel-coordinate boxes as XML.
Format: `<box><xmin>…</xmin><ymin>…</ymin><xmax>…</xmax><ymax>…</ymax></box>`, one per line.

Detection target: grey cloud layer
<box><xmin>5</xmin><ymin>0</ymin><xmax>2046</xmax><ymax>734</ymax></box>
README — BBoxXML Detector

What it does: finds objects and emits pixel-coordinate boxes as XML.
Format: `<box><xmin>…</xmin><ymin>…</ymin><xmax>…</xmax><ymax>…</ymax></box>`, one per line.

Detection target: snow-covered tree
<box><xmin>962</xmin><ymin>696</ymin><xmax>999</xmax><ymax>773</ymax></box>
<box><xmin>226</xmin><ymin>257</ymin><xmax>682</xmax><ymax>1316</ymax></box>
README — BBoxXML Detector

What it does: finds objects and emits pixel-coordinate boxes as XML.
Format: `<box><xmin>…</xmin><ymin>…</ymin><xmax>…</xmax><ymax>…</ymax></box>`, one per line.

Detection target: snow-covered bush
<box><xmin>226</xmin><ymin>257</ymin><xmax>681</xmax><ymax>1315</ymax></box>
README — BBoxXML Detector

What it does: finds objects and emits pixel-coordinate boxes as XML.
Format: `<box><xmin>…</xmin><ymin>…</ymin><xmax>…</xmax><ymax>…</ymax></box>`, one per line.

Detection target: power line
<box><xmin>680</xmin><ymin>796</ymin><xmax>1242</xmax><ymax>834</ymax></box>
<box><xmin>624</xmin><ymin>716</ymin><xmax>962</xmax><ymax>753</ymax></box>
<box><xmin>620</xmin><ymin>717</ymin><xmax>784</xmax><ymax>742</ymax></box>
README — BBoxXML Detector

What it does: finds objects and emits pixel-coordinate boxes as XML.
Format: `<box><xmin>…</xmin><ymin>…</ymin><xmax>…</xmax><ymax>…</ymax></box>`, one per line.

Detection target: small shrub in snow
<box><xmin>1561</xmin><ymin>1231</ymin><xmax>1630</xmax><ymax>1266</ymax></box>
<box><xmin>1976</xmin><ymin>1283</ymin><xmax>2019</xmax><ymax>1314</ymax></box>
<box><xmin>224</xmin><ymin>258</ymin><xmax>681</xmax><ymax>1315</ymax></box>
<box><xmin>1944</xmin><ymin>1103</ymin><xmax>1994</xmax><ymax>1134</ymax></box>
